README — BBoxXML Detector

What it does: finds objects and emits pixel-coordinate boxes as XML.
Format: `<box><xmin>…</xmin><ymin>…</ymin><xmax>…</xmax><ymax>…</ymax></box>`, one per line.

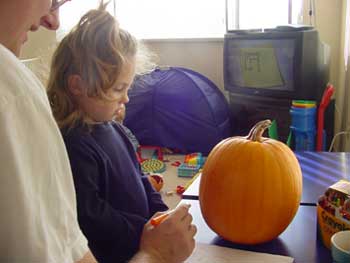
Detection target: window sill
<box><xmin>141</xmin><ymin>37</ymin><xmax>224</xmax><ymax>43</ymax></box>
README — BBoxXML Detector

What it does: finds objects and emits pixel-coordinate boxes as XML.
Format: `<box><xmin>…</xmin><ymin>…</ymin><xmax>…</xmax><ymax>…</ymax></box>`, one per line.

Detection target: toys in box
<box><xmin>178</xmin><ymin>153</ymin><xmax>205</xmax><ymax>178</ymax></box>
<box><xmin>184</xmin><ymin>152</ymin><xmax>205</xmax><ymax>166</ymax></box>
<box><xmin>317</xmin><ymin>180</ymin><xmax>350</xmax><ymax>249</ymax></box>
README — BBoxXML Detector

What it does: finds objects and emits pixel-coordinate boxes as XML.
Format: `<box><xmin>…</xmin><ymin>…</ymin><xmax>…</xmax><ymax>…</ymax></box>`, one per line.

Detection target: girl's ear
<box><xmin>68</xmin><ymin>75</ymin><xmax>85</xmax><ymax>96</ymax></box>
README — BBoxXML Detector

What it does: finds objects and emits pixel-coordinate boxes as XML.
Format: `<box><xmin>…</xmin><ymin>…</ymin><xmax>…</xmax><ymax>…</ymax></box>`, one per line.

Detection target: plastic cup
<box><xmin>331</xmin><ymin>230</ymin><xmax>350</xmax><ymax>263</ymax></box>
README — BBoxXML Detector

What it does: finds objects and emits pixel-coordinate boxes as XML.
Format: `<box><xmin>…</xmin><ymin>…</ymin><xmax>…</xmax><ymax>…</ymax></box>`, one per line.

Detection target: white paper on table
<box><xmin>185</xmin><ymin>243</ymin><xmax>294</xmax><ymax>263</ymax></box>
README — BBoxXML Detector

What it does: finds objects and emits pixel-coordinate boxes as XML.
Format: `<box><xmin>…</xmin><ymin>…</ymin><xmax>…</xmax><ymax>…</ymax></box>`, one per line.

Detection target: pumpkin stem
<box><xmin>247</xmin><ymin>120</ymin><xmax>272</xmax><ymax>142</ymax></box>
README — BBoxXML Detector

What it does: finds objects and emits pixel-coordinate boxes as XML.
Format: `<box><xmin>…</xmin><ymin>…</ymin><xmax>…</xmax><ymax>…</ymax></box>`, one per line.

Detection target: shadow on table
<box><xmin>211</xmin><ymin>236</ymin><xmax>290</xmax><ymax>256</ymax></box>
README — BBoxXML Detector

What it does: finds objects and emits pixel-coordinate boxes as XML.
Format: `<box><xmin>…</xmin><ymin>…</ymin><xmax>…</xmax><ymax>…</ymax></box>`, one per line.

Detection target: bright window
<box><xmin>58</xmin><ymin>0</ymin><xmax>303</xmax><ymax>40</ymax></box>
<box><xmin>114</xmin><ymin>0</ymin><xmax>225</xmax><ymax>39</ymax></box>
<box><xmin>227</xmin><ymin>0</ymin><xmax>303</xmax><ymax>30</ymax></box>
<box><xmin>57</xmin><ymin>0</ymin><xmax>112</xmax><ymax>40</ymax></box>
<box><xmin>240</xmin><ymin>1</ymin><xmax>290</xmax><ymax>29</ymax></box>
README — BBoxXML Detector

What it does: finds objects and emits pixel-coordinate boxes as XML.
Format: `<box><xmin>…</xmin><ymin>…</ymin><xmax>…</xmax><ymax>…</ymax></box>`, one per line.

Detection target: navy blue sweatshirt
<box><xmin>63</xmin><ymin>121</ymin><xmax>168</xmax><ymax>263</ymax></box>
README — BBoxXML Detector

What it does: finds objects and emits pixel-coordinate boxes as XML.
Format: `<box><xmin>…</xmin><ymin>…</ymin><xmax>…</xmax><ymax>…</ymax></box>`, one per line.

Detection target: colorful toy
<box><xmin>290</xmin><ymin>100</ymin><xmax>317</xmax><ymax>151</ymax></box>
<box><xmin>292</xmin><ymin>100</ymin><xmax>317</xmax><ymax>108</ymax></box>
<box><xmin>199</xmin><ymin>120</ymin><xmax>302</xmax><ymax>245</ymax></box>
<box><xmin>178</xmin><ymin>152</ymin><xmax>205</xmax><ymax>177</ymax></box>
<box><xmin>147</xmin><ymin>174</ymin><xmax>164</xmax><ymax>192</ymax></box>
<box><xmin>137</xmin><ymin>145</ymin><xmax>166</xmax><ymax>173</ymax></box>
<box><xmin>141</xmin><ymin>159</ymin><xmax>166</xmax><ymax>173</ymax></box>
<box><xmin>184</xmin><ymin>152</ymin><xmax>204</xmax><ymax>166</ymax></box>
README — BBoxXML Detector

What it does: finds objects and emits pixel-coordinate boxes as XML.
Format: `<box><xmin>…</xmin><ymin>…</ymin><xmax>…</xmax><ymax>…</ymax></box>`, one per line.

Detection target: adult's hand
<box><xmin>75</xmin><ymin>251</ymin><xmax>97</xmax><ymax>263</ymax></box>
<box><xmin>135</xmin><ymin>203</ymin><xmax>197</xmax><ymax>263</ymax></box>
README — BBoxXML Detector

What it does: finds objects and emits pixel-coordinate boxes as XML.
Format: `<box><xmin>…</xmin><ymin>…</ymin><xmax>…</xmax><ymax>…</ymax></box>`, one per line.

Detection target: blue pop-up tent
<box><xmin>124</xmin><ymin>67</ymin><xmax>231</xmax><ymax>155</ymax></box>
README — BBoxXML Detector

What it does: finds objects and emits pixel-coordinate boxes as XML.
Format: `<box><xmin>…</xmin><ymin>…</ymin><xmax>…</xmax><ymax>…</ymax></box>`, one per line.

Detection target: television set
<box><xmin>224</xmin><ymin>26</ymin><xmax>330</xmax><ymax>101</ymax></box>
<box><xmin>224</xmin><ymin>26</ymin><xmax>334</xmax><ymax>145</ymax></box>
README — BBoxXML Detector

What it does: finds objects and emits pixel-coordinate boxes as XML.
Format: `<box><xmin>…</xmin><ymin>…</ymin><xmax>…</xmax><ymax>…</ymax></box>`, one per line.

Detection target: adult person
<box><xmin>0</xmin><ymin>0</ymin><xmax>196</xmax><ymax>262</ymax></box>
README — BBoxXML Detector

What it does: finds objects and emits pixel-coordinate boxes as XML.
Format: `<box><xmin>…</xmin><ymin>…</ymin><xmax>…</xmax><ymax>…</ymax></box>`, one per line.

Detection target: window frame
<box><xmin>58</xmin><ymin>0</ymin><xmax>299</xmax><ymax>41</ymax></box>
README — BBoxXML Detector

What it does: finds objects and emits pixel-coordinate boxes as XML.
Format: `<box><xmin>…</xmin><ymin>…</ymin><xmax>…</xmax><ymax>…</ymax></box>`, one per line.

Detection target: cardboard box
<box><xmin>317</xmin><ymin>180</ymin><xmax>350</xmax><ymax>248</ymax></box>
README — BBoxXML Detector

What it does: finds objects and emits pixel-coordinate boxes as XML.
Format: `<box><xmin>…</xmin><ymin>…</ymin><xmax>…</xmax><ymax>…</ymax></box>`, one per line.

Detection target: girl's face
<box><xmin>0</xmin><ymin>0</ymin><xmax>60</xmax><ymax>56</ymax></box>
<box><xmin>77</xmin><ymin>60</ymin><xmax>136</xmax><ymax>123</ymax></box>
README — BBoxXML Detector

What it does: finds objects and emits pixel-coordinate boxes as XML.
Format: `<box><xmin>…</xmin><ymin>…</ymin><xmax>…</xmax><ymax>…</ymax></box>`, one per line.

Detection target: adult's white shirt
<box><xmin>0</xmin><ymin>44</ymin><xmax>88</xmax><ymax>262</ymax></box>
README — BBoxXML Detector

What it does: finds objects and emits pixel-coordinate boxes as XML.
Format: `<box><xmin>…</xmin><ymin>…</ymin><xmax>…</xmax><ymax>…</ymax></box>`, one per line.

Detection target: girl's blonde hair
<box><xmin>47</xmin><ymin>2</ymin><xmax>139</xmax><ymax>129</ymax></box>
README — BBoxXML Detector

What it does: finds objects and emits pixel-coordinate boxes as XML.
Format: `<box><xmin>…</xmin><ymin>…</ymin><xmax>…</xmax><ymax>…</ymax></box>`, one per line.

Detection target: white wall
<box><xmin>21</xmin><ymin>29</ymin><xmax>57</xmax><ymax>84</ymax></box>
<box><xmin>22</xmin><ymin>29</ymin><xmax>56</xmax><ymax>58</ymax></box>
<box><xmin>145</xmin><ymin>39</ymin><xmax>224</xmax><ymax>90</ymax></box>
<box><xmin>311</xmin><ymin>0</ymin><xmax>343</xmax><ymax>91</ymax></box>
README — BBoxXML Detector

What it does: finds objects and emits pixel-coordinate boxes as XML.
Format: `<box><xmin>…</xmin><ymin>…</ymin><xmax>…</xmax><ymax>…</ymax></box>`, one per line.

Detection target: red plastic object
<box><xmin>176</xmin><ymin>185</ymin><xmax>186</xmax><ymax>194</ymax></box>
<box><xmin>136</xmin><ymin>145</ymin><xmax>164</xmax><ymax>163</ymax></box>
<box><xmin>171</xmin><ymin>161</ymin><xmax>181</xmax><ymax>167</ymax></box>
<box><xmin>316</xmin><ymin>84</ymin><xmax>335</xmax><ymax>151</ymax></box>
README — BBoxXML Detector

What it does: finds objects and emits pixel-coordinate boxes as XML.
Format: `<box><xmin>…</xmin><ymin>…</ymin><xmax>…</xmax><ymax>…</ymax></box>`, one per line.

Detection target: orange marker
<box><xmin>150</xmin><ymin>213</ymin><xmax>169</xmax><ymax>226</ymax></box>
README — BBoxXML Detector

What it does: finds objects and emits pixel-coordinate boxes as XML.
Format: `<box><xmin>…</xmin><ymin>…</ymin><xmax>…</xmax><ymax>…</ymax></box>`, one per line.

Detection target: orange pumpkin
<box><xmin>199</xmin><ymin>120</ymin><xmax>302</xmax><ymax>244</ymax></box>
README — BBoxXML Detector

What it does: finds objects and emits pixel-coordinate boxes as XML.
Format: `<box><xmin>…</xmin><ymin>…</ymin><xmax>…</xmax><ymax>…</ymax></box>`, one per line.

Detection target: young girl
<box><xmin>47</xmin><ymin>4</ymin><xmax>168</xmax><ymax>263</ymax></box>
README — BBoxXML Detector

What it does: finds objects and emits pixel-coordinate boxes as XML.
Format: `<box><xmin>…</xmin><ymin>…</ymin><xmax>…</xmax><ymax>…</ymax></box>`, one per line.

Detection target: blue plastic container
<box><xmin>290</xmin><ymin>106</ymin><xmax>316</xmax><ymax>132</ymax></box>
<box><xmin>291</xmin><ymin>127</ymin><xmax>316</xmax><ymax>151</ymax></box>
<box><xmin>178</xmin><ymin>163</ymin><xmax>201</xmax><ymax>177</ymax></box>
